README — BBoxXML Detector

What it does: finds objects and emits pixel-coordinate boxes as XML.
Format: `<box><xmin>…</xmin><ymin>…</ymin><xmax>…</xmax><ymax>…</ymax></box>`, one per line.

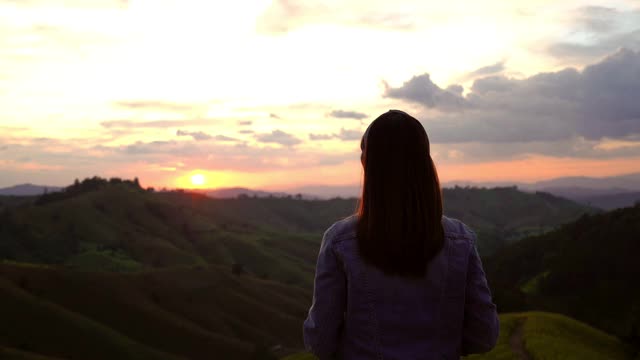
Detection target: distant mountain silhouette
<box><xmin>445</xmin><ymin>173</ymin><xmax>640</xmax><ymax>210</ymax></box>
<box><xmin>531</xmin><ymin>172</ymin><xmax>640</xmax><ymax>191</ymax></box>
<box><xmin>0</xmin><ymin>183</ymin><xmax>62</xmax><ymax>196</ymax></box>
<box><xmin>572</xmin><ymin>191</ymin><xmax>640</xmax><ymax>210</ymax></box>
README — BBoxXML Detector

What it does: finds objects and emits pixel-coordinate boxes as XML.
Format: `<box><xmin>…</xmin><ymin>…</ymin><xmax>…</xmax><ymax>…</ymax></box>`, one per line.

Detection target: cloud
<box><xmin>335</xmin><ymin>128</ymin><xmax>362</xmax><ymax>141</ymax></box>
<box><xmin>1</xmin><ymin>0</ymin><xmax>128</xmax><ymax>9</ymax></box>
<box><xmin>238</xmin><ymin>120</ymin><xmax>253</xmax><ymax>126</ymax></box>
<box><xmin>460</xmin><ymin>61</ymin><xmax>505</xmax><ymax>82</ymax></box>
<box><xmin>309</xmin><ymin>133</ymin><xmax>334</xmax><ymax>141</ymax></box>
<box><xmin>238</xmin><ymin>129</ymin><xmax>254</xmax><ymax>134</ymax></box>
<box><xmin>548</xmin><ymin>29</ymin><xmax>640</xmax><ymax>60</ymax></box>
<box><xmin>255</xmin><ymin>130</ymin><xmax>302</xmax><ymax>146</ymax></box>
<box><xmin>176</xmin><ymin>130</ymin><xmax>211</xmax><ymax>141</ymax></box>
<box><xmin>329</xmin><ymin>109</ymin><xmax>367</xmax><ymax>120</ymax></box>
<box><xmin>405</xmin><ymin>48</ymin><xmax>640</xmax><ymax>144</ymax></box>
<box><xmin>114</xmin><ymin>101</ymin><xmax>196</xmax><ymax>112</ymax></box>
<box><xmin>308</xmin><ymin>128</ymin><xmax>362</xmax><ymax>141</ymax></box>
<box><xmin>256</xmin><ymin>0</ymin><xmax>418</xmax><ymax>34</ymax></box>
<box><xmin>547</xmin><ymin>7</ymin><xmax>640</xmax><ymax>61</ymax></box>
<box><xmin>100</xmin><ymin>119</ymin><xmax>215</xmax><ymax>129</ymax></box>
<box><xmin>432</xmin><ymin>137</ymin><xmax>640</xmax><ymax>163</ymax></box>
<box><xmin>176</xmin><ymin>130</ymin><xmax>237</xmax><ymax>142</ymax></box>
<box><xmin>575</xmin><ymin>6</ymin><xmax>619</xmax><ymax>33</ymax></box>
<box><xmin>383</xmin><ymin>73</ymin><xmax>468</xmax><ymax>111</ymax></box>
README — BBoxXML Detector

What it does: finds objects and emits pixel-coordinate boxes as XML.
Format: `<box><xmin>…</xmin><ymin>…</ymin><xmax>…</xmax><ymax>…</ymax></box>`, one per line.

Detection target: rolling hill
<box><xmin>0</xmin><ymin>179</ymin><xmax>595</xmax><ymax>284</ymax></box>
<box><xmin>0</xmin><ymin>178</ymin><xmax>636</xmax><ymax>359</ymax></box>
<box><xmin>0</xmin><ymin>262</ymin><xmax>309</xmax><ymax>360</ymax></box>
<box><xmin>485</xmin><ymin>203</ymin><xmax>640</xmax><ymax>344</ymax></box>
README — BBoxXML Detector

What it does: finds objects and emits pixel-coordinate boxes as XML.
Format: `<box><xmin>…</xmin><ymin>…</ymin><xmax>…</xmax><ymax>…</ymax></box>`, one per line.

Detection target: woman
<box><xmin>303</xmin><ymin>110</ymin><xmax>499</xmax><ymax>359</ymax></box>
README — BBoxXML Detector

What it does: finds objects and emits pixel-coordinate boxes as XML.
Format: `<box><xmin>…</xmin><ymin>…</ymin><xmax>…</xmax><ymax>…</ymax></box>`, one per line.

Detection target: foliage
<box><xmin>485</xmin><ymin>204</ymin><xmax>640</xmax><ymax>342</ymax></box>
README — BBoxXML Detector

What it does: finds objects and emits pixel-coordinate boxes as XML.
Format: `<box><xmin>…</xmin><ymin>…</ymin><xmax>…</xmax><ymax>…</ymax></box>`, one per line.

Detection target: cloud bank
<box><xmin>386</xmin><ymin>48</ymin><xmax>640</xmax><ymax>144</ymax></box>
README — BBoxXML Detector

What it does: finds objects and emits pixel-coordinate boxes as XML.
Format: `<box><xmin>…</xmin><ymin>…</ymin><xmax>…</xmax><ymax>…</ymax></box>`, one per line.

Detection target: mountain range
<box><xmin>3</xmin><ymin>173</ymin><xmax>640</xmax><ymax>209</ymax></box>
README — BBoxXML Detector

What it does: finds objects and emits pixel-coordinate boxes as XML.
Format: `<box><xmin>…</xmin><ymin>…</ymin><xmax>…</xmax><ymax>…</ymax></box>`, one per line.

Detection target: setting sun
<box><xmin>191</xmin><ymin>173</ymin><xmax>206</xmax><ymax>187</ymax></box>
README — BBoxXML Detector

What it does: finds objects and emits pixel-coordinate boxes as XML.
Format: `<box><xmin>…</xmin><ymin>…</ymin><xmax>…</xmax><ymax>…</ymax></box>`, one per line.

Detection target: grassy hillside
<box><xmin>467</xmin><ymin>312</ymin><xmax>633</xmax><ymax>360</ymax></box>
<box><xmin>485</xmin><ymin>204</ymin><xmax>640</xmax><ymax>344</ymax></box>
<box><xmin>0</xmin><ymin>262</ymin><xmax>310</xmax><ymax>360</ymax></box>
<box><xmin>0</xmin><ymin>183</ymin><xmax>323</xmax><ymax>287</ymax></box>
<box><xmin>284</xmin><ymin>312</ymin><xmax>633</xmax><ymax>360</ymax></box>
<box><xmin>443</xmin><ymin>186</ymin><xmax>596</xmax><ymax>253</ymax></box>
<box><xmin>0</xmin><ymin>179</ymin><xmax>594</xmax><ymax>285</ymax></box>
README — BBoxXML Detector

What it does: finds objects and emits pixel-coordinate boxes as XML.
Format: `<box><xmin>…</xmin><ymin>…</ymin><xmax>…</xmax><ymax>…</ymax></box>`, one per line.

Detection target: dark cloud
<box><xmin>432</xmin><ymin>137</ymin><xmax>640</xmax><ymax>163</ymax></box>
<box><xmin>410</xmin><ymin>48</ymin><xmax>640</xmax><ymax>144</ymax></box>
<box><xmin>547</xmin><ymin>7</ymin><xmax>640</xmax><ymax>61</ymax></box>
<box><xmin>255</xmin><ymin>130</ymin><xmax>302</xmax><ymax>146</ymax></box>
<box><xmin>335</xmin><ymin>128</ymin><xmax>362</xmax><ymax>141</ymax></box>
<box><xmin>461</xmin><ymin>61</ymin><xmax>505</xmax><ymax>82</ymax></box>
<box><xmin>383</xmin><ymin>73</ymin><xmax>468</xmax><ymax>111</ymax></box>
<box><xmin>576</xmin><ymin>6</ymin><xmax>619</xmax><ymax>33</ymax></box>
<box><xmin>329</xmin><ymin>109</ymin><xmax>367</xmax><ymax>120</ymax></box>
<box><xmin>548</xmin><ymin>29</ymin><xmax>640</xmax><ymax>60</ymax></box>
<box><xmin>445</xmin><ymin>84</ymin><xmax>464</xmax><ymax>96</ymax></box>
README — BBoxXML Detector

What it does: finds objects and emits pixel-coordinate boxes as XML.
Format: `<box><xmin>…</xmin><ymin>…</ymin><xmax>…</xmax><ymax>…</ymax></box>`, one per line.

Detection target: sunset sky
<box><xmin>1</xmin><ymin>0</ymin><xmax>640</xmax><ymax>190</ymax></box>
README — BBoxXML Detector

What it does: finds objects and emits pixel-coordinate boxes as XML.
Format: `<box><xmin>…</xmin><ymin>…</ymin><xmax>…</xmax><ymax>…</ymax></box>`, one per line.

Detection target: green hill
<box><xmin>283</xmin><ymin>312</ymin><xmax>633</xmax><ymax>360</ymax></box>
<box><xmin>485</xmin><ymin>204</ymin><xmax>640</xmax><ymax>344</ymax></box>
<box><xmin>0</xmin><ymin>179</ymin><xmax>594</xmax><ymax>287</ymax></box>
<box><xmin>443</xmin><ymin>186</ymin><xmax>596</xmax><ymax>253</ymax></box>
<box><xmin>0</xmin><ymin>262</ymin><xmax>310</xmax><ymax>360</ymax></box>
<box><xmin>468</xmin><ymin>312</ymin><xmax>633</xmax><ymax>360</ymax></box>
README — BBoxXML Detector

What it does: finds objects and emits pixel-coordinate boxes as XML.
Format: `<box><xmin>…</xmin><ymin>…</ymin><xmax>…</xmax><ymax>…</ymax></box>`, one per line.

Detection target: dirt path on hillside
<box><xmin>509</xmin><ymin>317</ymin><xmax>532</xmax><ymax>360</ymax></box>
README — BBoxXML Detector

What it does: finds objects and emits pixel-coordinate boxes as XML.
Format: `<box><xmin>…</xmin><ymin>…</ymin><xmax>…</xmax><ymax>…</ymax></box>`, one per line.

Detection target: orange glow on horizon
<box><xmin>131</xmin><ymin>155</ymin><xmax>640</xmax><ymax>191</ymax></box>
<box><xmin>436</xmin><ymin>155</ymin><xmax>640</xmax><ymax>184</ymax></box>
<box><xmin>174</xmin><ymin>170</ymin><xmax>232</xmax><ymax>189</ymax></box>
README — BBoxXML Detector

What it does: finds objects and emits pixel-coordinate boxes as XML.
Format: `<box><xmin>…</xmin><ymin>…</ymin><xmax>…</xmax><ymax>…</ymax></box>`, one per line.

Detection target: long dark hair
<box><xmin>357</xmin><ymin>109</ymin><xmax>444</xmax><ymax>277</ymax></box>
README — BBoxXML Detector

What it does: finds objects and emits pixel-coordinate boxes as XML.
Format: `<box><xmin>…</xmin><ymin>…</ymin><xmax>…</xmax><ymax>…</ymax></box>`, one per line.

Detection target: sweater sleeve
<box><xmin>461</xmin><ymin>237</ymin><xmax>500</xmax><ymax>355</ymax></box>
<box><xmin>303</xmin><ymin>225</ymin><xmax>347</xmax><ymax>360</ymax></box>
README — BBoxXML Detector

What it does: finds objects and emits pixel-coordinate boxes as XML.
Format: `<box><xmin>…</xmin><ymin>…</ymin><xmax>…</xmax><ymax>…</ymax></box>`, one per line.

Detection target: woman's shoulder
<box><xmin>324</xmin><ymin>214</ymin><xmax>358</xmax><ymax>244</ymax></box>
<box><xmin>441</xmin><ymin>215</ymin><xmax>476</xmax><ymax>243</ymax></box>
